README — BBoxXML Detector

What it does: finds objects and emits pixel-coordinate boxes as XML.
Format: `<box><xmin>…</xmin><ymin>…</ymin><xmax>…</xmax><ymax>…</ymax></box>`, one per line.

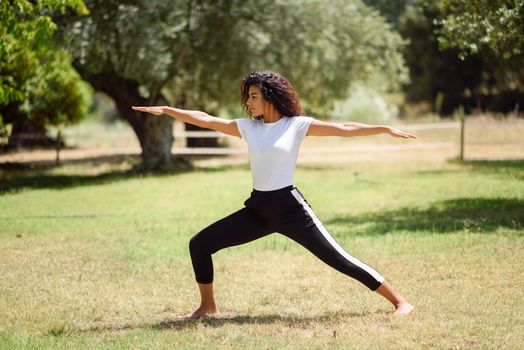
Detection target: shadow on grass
<box><xmin>78</xmin><ymin>310</ymin><xmax>381</xmax><ymax>334</ymax></box>
<box><xmin>153</xmin><ymin>311</ymin><xmax>376</xmax><ymax>331</ymax></box>
<box><xmin>460</xmin><ymin>158</ymin><xmax>524</xmax><ymax>173</ymax></box>
<box><xmin>0</xmin><ymin>154</ymin><xmax>242</xmax><ymax>194</ymax></box>
<box><xmin>462</xmin><ymin>159</ymin><xmax>524</xmax><ymax>180</ymax></box>
<box><xmin>0</xmin><ymin>169</ymin><xmax>135</xmax><ymax>194</ymax></box>
<box><xmin>419</xmin><ymin>159</ymin><xmax>524</xmax><ymax>180</ymax></box>
<box><xmin>327</xmin><ymin>197</ymin><xmax>524</xmax><ymax>235</ymax></box>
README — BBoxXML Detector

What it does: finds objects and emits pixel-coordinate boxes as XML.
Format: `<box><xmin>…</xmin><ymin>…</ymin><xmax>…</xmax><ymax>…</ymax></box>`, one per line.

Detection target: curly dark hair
<box><xmin>240</xmin><ymin>71</ymin><xmax>304</xmax><ymax>118</ymax></box>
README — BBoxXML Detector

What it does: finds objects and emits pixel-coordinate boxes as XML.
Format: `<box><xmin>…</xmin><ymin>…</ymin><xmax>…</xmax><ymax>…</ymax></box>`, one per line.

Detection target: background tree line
<box><xmin>1</xmin><ymin>0</ymin><xmax>522</xmax><ymax>170</ymax></box>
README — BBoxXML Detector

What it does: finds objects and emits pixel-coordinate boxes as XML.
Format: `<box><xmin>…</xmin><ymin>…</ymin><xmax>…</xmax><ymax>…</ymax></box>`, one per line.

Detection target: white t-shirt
<box><xmin>235</xmin><ymin>116</ymin><xmax>314</xmax><ymax>191</ymax></box>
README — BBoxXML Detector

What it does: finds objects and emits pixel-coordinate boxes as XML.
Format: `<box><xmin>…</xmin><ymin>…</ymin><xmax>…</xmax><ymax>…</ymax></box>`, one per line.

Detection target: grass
<box><xmin>0</xmin><ymin>159</ymin><xmax>523</xmax><ymax>349</ymax></box>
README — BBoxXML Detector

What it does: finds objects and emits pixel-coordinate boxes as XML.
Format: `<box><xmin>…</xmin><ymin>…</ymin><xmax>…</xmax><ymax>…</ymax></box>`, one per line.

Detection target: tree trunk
<box><xmin>6</xmin><ymin>121</ymin><xmax>59</xmax><ymax>150</ymax></box>
<box><xmin>74</xmin><ymin>64</ymin><xmax>178</xmax><ymax>171</ymax></box>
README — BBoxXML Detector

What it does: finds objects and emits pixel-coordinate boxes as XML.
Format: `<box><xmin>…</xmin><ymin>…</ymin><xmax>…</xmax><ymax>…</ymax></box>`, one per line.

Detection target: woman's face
<box><xmin>245</xmin><ymin>85</ymin><xmax>269</xmax><ymax>118</ymax></box>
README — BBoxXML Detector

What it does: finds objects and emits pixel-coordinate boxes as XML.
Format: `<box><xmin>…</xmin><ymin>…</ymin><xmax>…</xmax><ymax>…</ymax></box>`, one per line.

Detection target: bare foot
<box><xmin>394</xmin><ymin>301</ymin><xmax>414</xmax><ymax>315</ymax></box>
<box><xmin>184</xmin><ymin>306</ymin><xmax>220</xmax><ymax>320</ymax></box>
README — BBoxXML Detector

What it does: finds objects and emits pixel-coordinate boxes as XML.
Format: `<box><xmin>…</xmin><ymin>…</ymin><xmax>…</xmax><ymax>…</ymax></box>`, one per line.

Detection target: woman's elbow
<box><xmin>339</xmin><ymin>125</ymin><xmax>357</xmax><ymax>137</ymax></box>
<box><xmin>197</xmin><ymin>113</ymin><xmax>212</xmax><ymax>125</ymax></box>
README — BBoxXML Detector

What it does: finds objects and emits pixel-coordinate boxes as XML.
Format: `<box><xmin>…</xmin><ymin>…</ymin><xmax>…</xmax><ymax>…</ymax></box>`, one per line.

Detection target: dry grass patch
<box><xmin>1</xmin><ymin>160</ymin><xmax>523</xmax><ymax>349</ymax></box>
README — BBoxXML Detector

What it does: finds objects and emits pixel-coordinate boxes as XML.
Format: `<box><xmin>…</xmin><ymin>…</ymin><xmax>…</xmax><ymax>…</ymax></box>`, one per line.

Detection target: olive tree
<box><xmin>436</xmin><ymin>0</ymin><xmax>524</xmax><ymax>59</ymax></box>
<box><xmin>63</xmin><ymin>0</ymin><xmax>407</xmax><ymax>170</ymax></box>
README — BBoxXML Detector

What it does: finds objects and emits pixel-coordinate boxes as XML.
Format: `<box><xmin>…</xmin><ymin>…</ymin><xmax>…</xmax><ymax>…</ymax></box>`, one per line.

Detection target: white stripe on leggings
<box><xmin>290</xmin><ymin>189</ymin><xmax>385</xmax><ymax>284</ymax></box>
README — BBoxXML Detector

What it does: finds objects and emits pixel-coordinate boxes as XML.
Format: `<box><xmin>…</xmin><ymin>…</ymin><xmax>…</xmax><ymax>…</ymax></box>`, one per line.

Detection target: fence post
<box><xmin>55</xmin><ymin>127</ymin><xmax>62</xmax><ymax>165</ymax></box>
<box><xmin>460</xmin><ymin>113</ymin><xmax>465</xmax><ymax>161</ymax></box>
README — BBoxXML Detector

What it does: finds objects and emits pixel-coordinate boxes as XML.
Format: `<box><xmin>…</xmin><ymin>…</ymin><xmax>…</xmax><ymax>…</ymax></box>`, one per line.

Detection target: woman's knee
<box><xmin>189</xmin><ymin>234</ymin><xmax>204</xmax><ymax>253</ymax></box>
<box><xmin>189</xmin><ymin>230</ymin><xmax>216</xmax><ymax>255</ymax></box>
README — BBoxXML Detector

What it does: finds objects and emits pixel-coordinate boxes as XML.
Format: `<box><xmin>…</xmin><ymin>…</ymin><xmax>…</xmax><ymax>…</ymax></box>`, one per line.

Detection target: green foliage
<box><xmin>362</xmin><ymin>0</ymin><xmax>416</xmax><ymax>27</ymax></box>
<box><xmin>436</xmin><ymin>0</ymin><xmax>524</xmax><ymax>59</ymax></box>
<box><xmin>65</xmin><ymin>0</ymin><xmax>408</xmax><ymax>115</ymax></box>
<box><xmin>398</xmin><ymin>0</ymin><xmax>524</xmax><ymax>114</ymax></box>
<box><xmin>19</xmin><ymin>51</ymin><xmax>93</xmax><ymax>128</ymax></box>
<box><xmin>0</xmin><ymin>0</ymin><xmax>90</xmax><ymax>136</ymax></box>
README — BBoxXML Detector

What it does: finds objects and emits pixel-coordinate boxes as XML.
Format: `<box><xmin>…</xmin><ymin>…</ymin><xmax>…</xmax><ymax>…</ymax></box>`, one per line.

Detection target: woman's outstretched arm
<box><xmin>307</xmin><ymin>119</ymin><xmax>417</xmax><ymax>139</ymax></box>
<box><xmin>132</xmin><ymin>106</ymin><xmax>241</xmax><ymax>137</ymax></box>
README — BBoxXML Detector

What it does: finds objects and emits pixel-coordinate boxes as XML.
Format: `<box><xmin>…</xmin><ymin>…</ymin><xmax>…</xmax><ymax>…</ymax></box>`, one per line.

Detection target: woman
<box><xmin>132</xmin><ymin>70</ymin><xmax>415</xmax><ymax>319</ymax></box>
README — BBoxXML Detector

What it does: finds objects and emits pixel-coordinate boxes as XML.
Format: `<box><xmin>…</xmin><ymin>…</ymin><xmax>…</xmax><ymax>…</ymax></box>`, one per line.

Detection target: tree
<box><xmin>436</xmin><ymin>0</ymin><xmax>524</xmax><ymax>59</ymax></box>
<box><xmin>362</xmin><ymin>0</ymin><xmax>416</xmax><ymax>28</ymax></box>
<box><xmin>61</xmin><ymin>0</ymin><xmax>408</xmax><ymax>170</ymax></box>
<box><xmin>399</xmin><ymin>0</ymin><xmax>524</xmax><ymax>115</ymax></box>
<box><xmin>0</xmin><ymin>0</ymin><xmax>92</xmax><ymax>148</ymax></box>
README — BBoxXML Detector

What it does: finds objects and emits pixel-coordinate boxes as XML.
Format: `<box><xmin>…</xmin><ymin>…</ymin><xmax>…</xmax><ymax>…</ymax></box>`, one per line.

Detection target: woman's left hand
<box><xmin>388</xmin><ymin>127</ymin><xmax>417</xmax><ymax>139</ymax></box>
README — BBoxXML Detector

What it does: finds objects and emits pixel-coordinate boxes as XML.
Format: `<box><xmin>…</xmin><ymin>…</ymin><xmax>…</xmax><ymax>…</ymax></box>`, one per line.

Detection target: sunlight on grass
<box><xmin>1</xmin><ymin>160</ymin><xmax>523</xmax><ymax>349</ymax></box>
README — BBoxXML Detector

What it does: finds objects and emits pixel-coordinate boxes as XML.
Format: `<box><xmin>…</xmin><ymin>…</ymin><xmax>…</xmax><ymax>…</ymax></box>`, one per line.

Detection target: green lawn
<box><xmin>1</xmin><ymin>159</ymin><xmax>523</xmax><ymax>349</ymax></box>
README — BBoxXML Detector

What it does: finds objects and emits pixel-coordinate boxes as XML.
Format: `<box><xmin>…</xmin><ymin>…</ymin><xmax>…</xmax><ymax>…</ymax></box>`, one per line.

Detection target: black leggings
<box><xmin>189</xmin><ymin>185</ymin><xmax>385</xmax><ymax>291</ymax></box>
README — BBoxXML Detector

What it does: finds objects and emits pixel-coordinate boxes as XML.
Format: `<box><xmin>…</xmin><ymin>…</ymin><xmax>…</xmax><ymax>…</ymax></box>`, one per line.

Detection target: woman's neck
<box><xmin>262</xmin><ymin>109</ymin><xmax>282</xmax><ymax>123</ymax></box>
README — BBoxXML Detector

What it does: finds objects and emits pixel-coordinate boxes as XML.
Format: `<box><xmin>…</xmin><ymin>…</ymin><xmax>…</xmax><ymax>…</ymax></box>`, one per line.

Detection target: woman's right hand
<box><xmin>132</xmin><ymin>106</ymin><xmax>165</xmax><ymax>115</ymax></box>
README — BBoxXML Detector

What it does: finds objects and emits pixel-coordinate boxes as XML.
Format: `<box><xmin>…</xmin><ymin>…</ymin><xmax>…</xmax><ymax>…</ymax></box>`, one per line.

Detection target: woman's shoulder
<box><xmin>235</xmin><ymin>118</ymin><xmax>257</xmax><ymax>126</ymax></box>
<box><xmin>235</xmin><ymin>118</ymin><xmax>263</xmax><ymax>134</ymax></box>
<box><xmin>289</xmin><ymin>115</ymin><xmax>314</xmax><ymax>119</ymax></box>
<box><xmin>290</xmin><ymin>115</ymin><xmax>314</xmax><ymax>124</ymax></box>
